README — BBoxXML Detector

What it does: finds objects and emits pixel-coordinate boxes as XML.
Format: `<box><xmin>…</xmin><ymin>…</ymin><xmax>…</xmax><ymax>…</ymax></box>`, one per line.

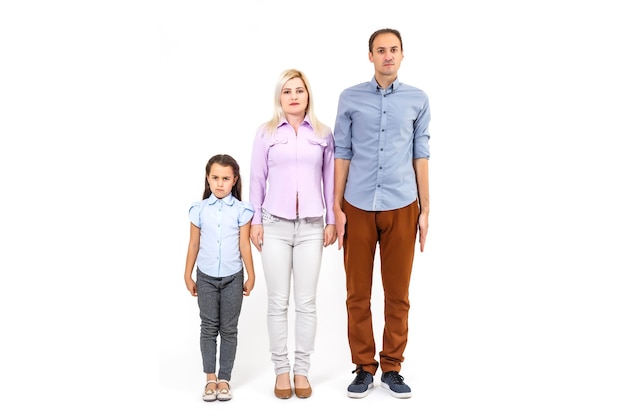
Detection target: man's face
<box><xmin>369</xmin><ymin>32</ymin><xmax>404</xmax><ymax>79</ymax></box>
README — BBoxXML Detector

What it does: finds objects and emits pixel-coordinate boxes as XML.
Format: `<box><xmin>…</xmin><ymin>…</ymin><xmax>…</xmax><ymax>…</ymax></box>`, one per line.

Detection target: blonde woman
<box><xmin>249</xmin><ymin>69</ymin><xmax>336</xmax><ymax>399</ymax></box>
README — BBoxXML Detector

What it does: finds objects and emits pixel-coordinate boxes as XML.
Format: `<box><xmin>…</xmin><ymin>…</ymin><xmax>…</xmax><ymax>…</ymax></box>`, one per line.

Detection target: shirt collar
<box><xmin>370</xmin><ymin>76</ymin><xmax>399</xmax><ymax>93</ymax></box>
<box><xmin>278</xmin><ymin>114</ymin><xmax>312</xmax><ymax>128</ymax></box>
<box><xmin>207</xmin><ymin>193</ymin><xmax>235</xmax><ymax>206</ymax></box>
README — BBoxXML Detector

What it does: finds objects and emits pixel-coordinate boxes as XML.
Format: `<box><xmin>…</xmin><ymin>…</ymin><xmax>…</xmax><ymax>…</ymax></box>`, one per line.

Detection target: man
<box><xmin>333</xmin><ymin>28</ymin><xmax>431</xmax><ymax>399</ymax></box>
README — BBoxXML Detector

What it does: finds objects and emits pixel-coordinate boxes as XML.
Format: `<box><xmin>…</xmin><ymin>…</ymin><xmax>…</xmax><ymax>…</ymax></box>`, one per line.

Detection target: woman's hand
<box><xmin>250</xmin><ymin>224</ymin><xmax>264</xmax><ymax>252</ymax></box>
<box><xmin>324</xmin><ymin>224</ymin><xmax>337</xmax><ymax>247</ymax></box>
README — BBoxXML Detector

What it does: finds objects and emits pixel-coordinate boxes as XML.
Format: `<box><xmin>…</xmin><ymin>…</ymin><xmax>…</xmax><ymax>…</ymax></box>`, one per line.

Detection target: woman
<box><xmin>249</xmin><ymin>69</ymin><xmax>336</xmax><ymax>399</ymax></box>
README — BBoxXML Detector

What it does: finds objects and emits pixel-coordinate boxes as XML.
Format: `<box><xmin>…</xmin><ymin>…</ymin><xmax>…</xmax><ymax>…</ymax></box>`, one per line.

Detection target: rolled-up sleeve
<box><xmin>413</xmin><ymin>94</ymin><xmax>431</xmax><ymax>159</ymax></box>
<box><xmin>333</xmin><ymin>92</ymin><xmax>353</xmax><ymax>160</ymax></box>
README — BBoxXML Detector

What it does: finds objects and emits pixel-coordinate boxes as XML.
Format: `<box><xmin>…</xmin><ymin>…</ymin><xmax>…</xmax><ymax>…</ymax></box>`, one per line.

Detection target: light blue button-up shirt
<box><xmin>189</xmin><ymin>193</ymin><xmax>254</xmax><ymax>277</ymax></box>
<box><xmin>334</xmin><ymin>77</ymin><xmax>431</xmax><ymax>211</ymax></box>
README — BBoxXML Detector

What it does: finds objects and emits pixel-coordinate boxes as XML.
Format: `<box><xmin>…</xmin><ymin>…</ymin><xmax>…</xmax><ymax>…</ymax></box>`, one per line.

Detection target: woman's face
<box><xmin>280</xmin><ymin>77</ymin><xmax>308</xmax><ymax>118</ymax></box>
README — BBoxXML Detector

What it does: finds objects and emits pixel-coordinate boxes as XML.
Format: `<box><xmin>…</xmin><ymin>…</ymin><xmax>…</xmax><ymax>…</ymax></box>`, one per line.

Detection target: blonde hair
<box><xmin>263</xmin><ymin>69</ymin><xmax>330</xmax><ymax>138</ymax></box>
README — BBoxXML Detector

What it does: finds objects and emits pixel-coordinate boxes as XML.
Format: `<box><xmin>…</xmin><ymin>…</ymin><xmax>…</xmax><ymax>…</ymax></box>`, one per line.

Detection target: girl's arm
<box><xmin>184</xmin><ymin>223</ymin><xmax>200</xmax><ymax>296</ymax></box>
<box><xmin>239</xmin><ymin>220</ymin><xmax>256</xmax><ymax>296</ymax></box>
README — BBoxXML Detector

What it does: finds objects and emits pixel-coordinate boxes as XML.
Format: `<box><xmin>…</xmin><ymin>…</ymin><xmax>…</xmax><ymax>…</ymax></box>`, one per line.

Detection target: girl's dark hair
<box><xmin>368</xmin><ymin>28</ymin><xmax>403</xmax><ymax>53</ymax></box>
<box><xmin>203</xmin><ymin>154</ymin><xmax>242</xmax><ymax>200</ymax></box>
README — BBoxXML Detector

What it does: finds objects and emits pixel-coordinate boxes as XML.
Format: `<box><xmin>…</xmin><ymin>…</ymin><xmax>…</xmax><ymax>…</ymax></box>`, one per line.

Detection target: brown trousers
<box><xmin>343</xmin><ymin>199</ymin><xmax>419</xmax><ymax>375</ymax></box>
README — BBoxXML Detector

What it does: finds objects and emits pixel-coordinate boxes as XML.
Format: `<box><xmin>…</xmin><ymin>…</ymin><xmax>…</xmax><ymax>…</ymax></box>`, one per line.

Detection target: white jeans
<box><xmin>261</xmin><ymin>210</ymin><xmax>324</xmax><ymax>377</ymax></box>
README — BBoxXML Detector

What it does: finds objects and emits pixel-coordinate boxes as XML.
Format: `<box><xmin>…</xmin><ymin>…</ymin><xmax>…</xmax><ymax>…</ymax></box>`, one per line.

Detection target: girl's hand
<box><xmin>185</xmin><ymin>277</ymin><xmax>197</xmax><ymax>296</ymax></box>
<box><xmin>243</xmin><ymin>277</ymin><xmax>255</xmax><ymax>296</ymax></box>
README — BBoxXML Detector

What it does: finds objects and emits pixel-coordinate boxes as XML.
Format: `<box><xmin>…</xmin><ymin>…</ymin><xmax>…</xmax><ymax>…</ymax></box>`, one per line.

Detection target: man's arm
<box><xmin>414</xmin><ymin>158</ymin><xmax>429</xmax><ymax>252</ymax></box>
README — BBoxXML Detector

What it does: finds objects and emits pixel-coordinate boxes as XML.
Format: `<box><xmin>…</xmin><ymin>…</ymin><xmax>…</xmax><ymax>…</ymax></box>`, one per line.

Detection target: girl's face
<box><xmin>280</xmin><ymin>77</ymin><xmax>308</xmax><ymax>118</ymax></box>
<box><xmin>207</xmin><ymin>163</ymin><xmax>237</xmax><ymax>199</ymax></box>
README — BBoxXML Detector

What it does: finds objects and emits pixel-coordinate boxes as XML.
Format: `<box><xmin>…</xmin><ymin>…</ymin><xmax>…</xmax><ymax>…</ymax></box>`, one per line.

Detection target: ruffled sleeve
<box><xmin>238</xmin><ymin>201</ymin><xmax>254</xmax><ymax>226</ymax></box>
<box><xmin>188</xmin><ymin>201</ymin><xmax>202</xmax><ymax>228</ymax></box>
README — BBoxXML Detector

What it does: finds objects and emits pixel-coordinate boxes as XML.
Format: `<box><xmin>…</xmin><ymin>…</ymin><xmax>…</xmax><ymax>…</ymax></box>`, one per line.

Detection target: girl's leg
<box><xmin>216</xmin><ymin>269</ymin><xmax>244</xmax><ymax>382</ymax></box>
<box><xmin>196</xmin><ymin>268</ymin><xmax>220</xmax><ymax>376</ymax></box>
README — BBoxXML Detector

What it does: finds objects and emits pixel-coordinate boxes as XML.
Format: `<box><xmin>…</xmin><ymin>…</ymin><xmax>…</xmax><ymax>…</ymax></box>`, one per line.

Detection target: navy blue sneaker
<box><xmin>347</xmin><ymin>369</ymin><xmax>374</xmax><ymax>398</ymax></box>
<box><xmin>381</xmin><ymin>371</ymin><xmax>412</xmax><ymax>398</ymax></box>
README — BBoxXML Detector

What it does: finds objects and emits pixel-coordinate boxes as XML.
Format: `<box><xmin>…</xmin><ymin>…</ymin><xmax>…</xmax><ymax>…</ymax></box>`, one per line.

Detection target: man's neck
<box><xmin>375</xmin><ymin>75</ymin><xmax>397</xmax><ymax>90</ymax></box>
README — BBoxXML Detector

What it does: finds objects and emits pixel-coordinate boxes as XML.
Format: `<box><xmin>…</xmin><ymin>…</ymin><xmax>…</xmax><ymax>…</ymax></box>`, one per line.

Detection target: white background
<box><xmin>1</xmin><ymin>0</ymin><xmax>625</xmax><ymax>415</ymax></box>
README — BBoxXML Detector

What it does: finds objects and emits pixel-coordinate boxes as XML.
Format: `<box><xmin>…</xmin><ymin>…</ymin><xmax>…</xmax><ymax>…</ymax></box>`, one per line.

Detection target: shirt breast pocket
<box><xmin>306</xmin><ymin>137</ymin><xmax>328</xmax><ymax>148</ymax></box>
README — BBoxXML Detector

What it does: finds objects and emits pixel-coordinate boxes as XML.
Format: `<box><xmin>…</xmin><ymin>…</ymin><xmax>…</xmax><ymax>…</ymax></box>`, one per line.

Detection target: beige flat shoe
<box><xmin>294</xmin><ymin>375</ymin><xmax>312</xmax><ymax>399</ymax></box>
<box><xmin>274</xmin><ymin>374</ymin><xmax>292</xmax><ymax>399</ymax></box>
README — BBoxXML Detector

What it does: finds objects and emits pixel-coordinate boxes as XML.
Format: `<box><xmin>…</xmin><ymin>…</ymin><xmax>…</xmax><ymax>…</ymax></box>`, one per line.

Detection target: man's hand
<box><xmin>418</xmin><ymin>212</ymin><xmax>428</xmax><ymax>252</ymax></box>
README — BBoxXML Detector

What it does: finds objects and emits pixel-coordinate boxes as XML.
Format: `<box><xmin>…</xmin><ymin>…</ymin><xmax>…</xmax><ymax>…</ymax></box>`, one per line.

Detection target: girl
<box><xmin>184</xmin><ymin>154</ymin><xmax>256</xmax><ymax>402</ymax></box>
